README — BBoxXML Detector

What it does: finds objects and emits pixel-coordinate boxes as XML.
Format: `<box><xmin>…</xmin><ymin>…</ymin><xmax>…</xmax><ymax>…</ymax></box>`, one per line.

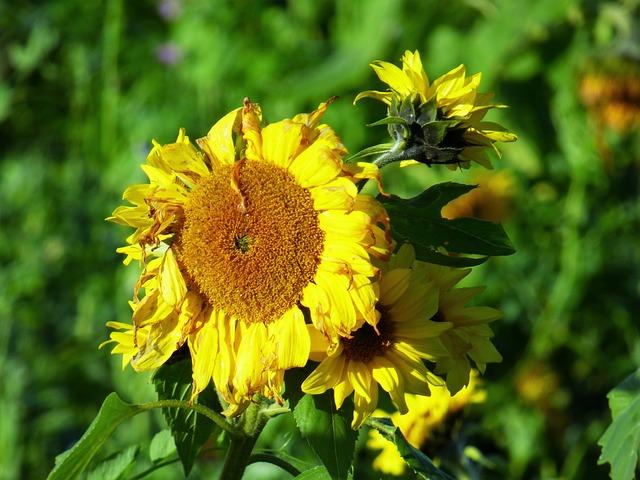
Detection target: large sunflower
<box><xmin>103</xmin><ymin>99</ymin><xmax>394</xmax><ymax>415</ymax></box>
<box><xmin>301</xmin><ymin>247</ymin><xmax>452</xmax><ymax>429</ymax></box>
<box><xmin>355</xmin><ymin>50</ymin><xmax>517</xmax><ymax>169</ymax></box>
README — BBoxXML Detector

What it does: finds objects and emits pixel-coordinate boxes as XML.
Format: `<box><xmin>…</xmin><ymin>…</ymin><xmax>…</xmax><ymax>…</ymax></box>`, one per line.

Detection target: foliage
<box><xmin>598</xmin><ymin>369</ymin><xmax>640</xmax><ymax>480</ymax></box>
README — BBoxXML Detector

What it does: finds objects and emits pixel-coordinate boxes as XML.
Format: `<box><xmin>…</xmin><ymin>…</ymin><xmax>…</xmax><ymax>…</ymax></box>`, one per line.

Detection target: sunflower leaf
<box><xmin>153</xmin><ymin>358</ymin><xmax>221</xmax><ymax>476</ymax></box>
<box><xmin>293</xmin><ymin>465</ymin><xmax>333</xmax><ymax>479</ymax></box>
<box><xmin>347</xmin><ymin>143</ymin><xmax>394</xmax><ymax>162</ymax></box>
<box><xmin>598</xmin><ymin>368</ymin><xmax>640</xmax><ymax>480</ymax></box>
<box><xmin>378</xmin><ymin>183</ymin><xmax>515</xmax><ymax>264</ymax></box>
<box><xmin>47</xmin><ymin>393</ymin><xmax>145</xmax><ymax>480</ymax></box>
<box><xmin>397</xmin><ymin>182</ymin><xmax>478</xmax><ymax>214</ymax></box>
<box><xmin>86</xmin><ymin>445</ymin><xmax>139</xmax><ymax>480</ymax></box>
<box><xmin>293</xmin><ymin>392</ymin><xmax>357</xmax><ymax>480</ymax></box>
<box><xmin>366</xmin><ymin>417</ymin><xmax>456</xmax><ymax>480</ymax></box>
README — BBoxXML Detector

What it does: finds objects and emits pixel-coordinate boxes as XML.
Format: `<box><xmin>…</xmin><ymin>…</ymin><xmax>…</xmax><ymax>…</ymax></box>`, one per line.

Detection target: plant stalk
<box><xmin>219</xmin><ymin>400</ymin><xmax>272</xmax><ymax>480</ymax></box>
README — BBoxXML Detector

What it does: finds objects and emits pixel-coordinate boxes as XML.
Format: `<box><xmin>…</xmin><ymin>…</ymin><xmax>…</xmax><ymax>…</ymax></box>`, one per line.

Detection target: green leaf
<box><xmin>416</xmin><ymin>96</ymin><xmax>438</xmax><ymax>125</ymax></box>
<box><xmin>284</xmin><ymin>363</ymin><xmax>317</xmax><ymax>410</ymax></box>
<box><xmin>412</xmin><ymin>245</ymin><xmax>489</xmax><ymax>267</ymax></box>
<box><xmin>379</xmin><ymin>184</ymin><xmax>515</xmax><ymax>262</ymax></box>
<box><xmin>153</xmin><ymin>359</ymin><xmax>220</xmax><ymax>476</ymax></box>
<box><xmin>294</xmin><ymin>466</ymin><xmax>333</xmax><ymax>480</ymax></box>
<box><xmin>87</xmin><ymin>445</ymin><xmax>139</xmax><ymax>480</ymax></box>
<box><xmin>598</xmin><ymin>369</ymin><xmax>640</xmax><ymax>480</ymax></box>
<box><xmin>293</xmin><ymin>392</ymin><xmax>358</xmax><ymax>480</ymax></box>
<box><xmin>422</xmin><ymin>120</ymin><xmax>458</xmax><ymax>145</ymax></box>
<box><xmin>367</xmin><ymin>417</ymin><xmax>455</xmax><ymax>480</ymax></box>
<box><xmin>47</xmin><ymin>393</ymin><xmax>145</xmax><ymax>480</ymax></box>
<box><xmin>367</xmin><ymin>116</ymin><xmax>408</xmax><ymax>128</ymax></box>
<box><xmin>149</xmin><ymin>429</ymin><xmax>177</xmax><ymax>463</ymax></box>
<box><xmin>402</xmin><ymin>182</ymin><xmax>478</xmax><ymax>215</ymax></box>
<box><xmin>347</xmin><ymin>143</ymin><xmax>393</xmax><ymax>162</ymax></box>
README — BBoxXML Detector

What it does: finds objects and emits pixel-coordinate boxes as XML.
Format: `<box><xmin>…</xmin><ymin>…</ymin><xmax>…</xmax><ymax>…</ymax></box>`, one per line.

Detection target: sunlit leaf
<box><xmin>149</xmin><ymin>429</ymin><xmax>177</xmax><ymax>463</ymax></box>
<box><xmin>367</xmin><ymin>417</ymin><xmax>455</xmax><ymax>480</ymax></box>
<box><xmin>293</xmin><ymin>392</ymin><xmax>357</xmax><ymax>480</ymax></box>
<box><xmin>598</xmin><ymin>369</ymin><xmax>640</xmax><ymax>480</ymax></box>
<box><xmin>47</xmin><ymin>393</ymin><xmax>145</xmax><ymax>480</ymax></box>
<box><xmin>294</xmin><ymin>465</ymin><xmax>333</xmax><ymax>480</ymax></box>
<box><xmin>86</xmin><ymin>445</ymin><xmax>139</xmax><ymax>480</ymax></box>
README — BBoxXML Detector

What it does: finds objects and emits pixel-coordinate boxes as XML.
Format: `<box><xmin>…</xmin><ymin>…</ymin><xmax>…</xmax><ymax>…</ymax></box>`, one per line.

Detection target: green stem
<box><xmin>141</xmin><ymin>399</ymin><xmax>243</xmax><ymax>438</ymax></box>
<box><xmin>248</xmin><ymin>453</ymin><xmax>302</xmax><ymax>477</ymax></box>
<box><xmin>219</xmin><ymin>400</ymin><xmax>272</xmax><ymax>480</ymax></box>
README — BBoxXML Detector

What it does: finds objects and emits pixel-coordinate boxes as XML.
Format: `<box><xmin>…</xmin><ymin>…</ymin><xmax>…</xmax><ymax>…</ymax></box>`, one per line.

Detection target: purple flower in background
<box><xmin>156</xmin><ymin>43</ymin><xmax>183</xmax><ymax>66</ymax></box>
<box><xmin>157</xmin><ymin>0</ymin><xmax>182</xmax><ymax>20</ymax></box>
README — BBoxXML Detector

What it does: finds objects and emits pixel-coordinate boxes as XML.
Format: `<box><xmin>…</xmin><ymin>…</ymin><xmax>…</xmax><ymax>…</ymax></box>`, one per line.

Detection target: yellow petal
<box><xmin>378</xmin><ymin>268</ymin><xmax>411</xmax><ymax>306</ymax></box>
<box><xmin>259</xmin><ymin>120</ymin><xmax>306</xmax><ymax>169</ymax></box>
<box><xmin>302</xmin><ymin>346</ymin><xmax>347</xmax><ymax>394</ymax></box>
<box><xmin>289</xmin><ymin>142</ymin><xmax>342</xmax><ymax>188</ymax></box>
<box><xmin>314</xmin><ymin>269</ymin><xmax>356</xmax><ymax>334</ymax></box>
<box><xmin>301</xmin><ymin>281</ymin><xmax>331</xmax><ymax>334</ymax></box>
<box><xmin>131</xmin><ymin>308</ymin><xmax>186</xmax><ymax>371</ymax></box>
<box><xmin>353</xmin><ymin>89</ymin><xmax>393</xmax><ymax>105</ymax></box>
<box><xmin>197</xmin><ymin>107</ymin><xmax>242</xmax><ymax>168</ymax></box>
<box><xmin>162</xmin><ymin>136</ymin><xmax>210</xmax><ymax>180</ymax></box>
<box><xmin>132</xmin><ymin>289</ymin><xmax>175</xmax><ymax>328</ymax></box>
<box><xmin>352</xmin><ymin>385</ymin><xmax>378</xmax><ymax>429</ymax></box>
<box><xmin>233</xmin><ymin>322</ymin><xmax>269</xmax><ymax>398</ymax></box>
<box><xmin>307</xmin><ymin>325</ymin><xmax>330</xmax><ymax>362</ymax></box>
<box><xmin>159</xmin><ymin>249</ymin><xmax>187</xmax><ymax>308</ymax></box>
<box><xmin>347</xmin><ymin>360</ymin><xmax>373</xmax><ymax>402</ymax></box>
<box><xmin>319</xmin><ymin>240</ymin><xmax>378</xmax><ymax>277</ymax></box>
<box><xmin>310</xmin><ymin>177</ymin><xmax>357</xmax><ymax>211</ymax></box>
<box><xmin>276</xmin><ymin>306</ymin><xmax>310</xmax><ymax>369</ymax></box>
<box><xmin>370</xmin><ymin>356</ymin><xmax>407</xmax><ymax>414</ymax></box>
<box><xmin>188</xmin><ymin>309</ymin><xmax>218</xmax><ymax>400</ymax></box>
<box><xmin>371</xmin><ymin>60</ymin><xmax>413</xmax><ymax>97</ymax></box>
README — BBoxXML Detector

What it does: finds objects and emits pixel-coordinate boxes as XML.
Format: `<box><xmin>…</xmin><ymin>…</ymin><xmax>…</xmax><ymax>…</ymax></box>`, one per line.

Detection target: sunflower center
<box><xmin>176</xmin><ymin>159</ymin><xmax>324</xmax><ymax>325</ymax></box>
<box><xmin>342</xmin><ymin>309</ymin><xmax>395</xmax><ymax>363</ymax></box>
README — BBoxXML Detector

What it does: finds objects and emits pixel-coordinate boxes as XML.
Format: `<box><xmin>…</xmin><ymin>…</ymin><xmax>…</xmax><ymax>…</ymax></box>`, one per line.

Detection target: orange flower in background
<box><xmin>441</xmin><ymin>170</ymin><xmax>516</xmax><ymax>223</ymax></box>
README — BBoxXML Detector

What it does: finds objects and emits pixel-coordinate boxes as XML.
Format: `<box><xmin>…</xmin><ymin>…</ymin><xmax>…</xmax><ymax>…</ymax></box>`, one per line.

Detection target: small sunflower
<box><xmin>103</xmin><ymin>99</ymin><xmax>394</xmax><ymax>415</ymax></box>
<box><xmin>367</xmin><ymin>370</ymin><xmax>486</xmax><ymax>476</ymax></box>
<box><xmin>396</xmin><ymin>245</ymin><xmax>503</xmax><ymax>395</ymax></box>
<box><xmin>355</xmin><ymin>50</ymin><xmax>517</xmax><ymax>169</ymax></box>
<box><xmin>301</xmin><ymin>248</ymin><xmax>452</xmax><ymax>429</ymax></box>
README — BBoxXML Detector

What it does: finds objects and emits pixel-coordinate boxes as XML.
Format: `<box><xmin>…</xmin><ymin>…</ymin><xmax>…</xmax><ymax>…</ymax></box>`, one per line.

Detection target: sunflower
<box><xmin>367</xmin><ymin>370</ymin><xmax>486</xmax><ymax>476</ymax></box>
<box><xmin>103</xmin><ymin>99</ymin><xmax>394</xmax><ymax>415</ymax></box>
<box><xmin>355</xmin><ymin>50</ymin><xmax>517</xmax><ymax>169</ymax></box>
<box><xmin>301</xmin><ymin>246</ymin><xmax>452</xmax><ymax>429</ymax></box>
<box><xmin>396</xmin><ymin>245</ymin><xmax>503</xmax><ymax>395</ymax></box>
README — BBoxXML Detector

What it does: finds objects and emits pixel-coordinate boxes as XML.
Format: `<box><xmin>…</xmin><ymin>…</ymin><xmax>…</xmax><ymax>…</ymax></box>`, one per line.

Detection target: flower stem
<box><xmin>219</xmin><ymin>400</ymin><xmax>272</xmax><ymax>480</ymax></box>
<box><xmin>248</xmin><ymin>453</ymin><xmax>302</xmax><ymax>476</ymax></box>
<box><xmin>141</xmin><ymin>399</ymin><xmax>243</xmax><ymax>438</ymax></box>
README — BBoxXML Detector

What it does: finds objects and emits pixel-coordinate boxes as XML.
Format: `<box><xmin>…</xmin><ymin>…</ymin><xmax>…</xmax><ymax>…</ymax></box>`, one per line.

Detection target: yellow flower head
<box><xmin>398</xmin><ymin>245</ymin><xmax>503</xmax><ymax>395</ymax></box>
<box><xmin>103</xmin><ymin>99</ymin><xmax>394</xmax><ymax>415</ymax></box>
<box><xmin>355</xmin><ymin>50</ymin><xmax>517</xmax><ymax>169</ymax></box>
<box><xmin>301</xmin><ymin>246</ymin><xmax>452</xmax><ymax>429</ymax></box>
<box><xmin>367</xmin><ymin>370</ymin><xmax>486</xmax><ymax>476</ymax></box>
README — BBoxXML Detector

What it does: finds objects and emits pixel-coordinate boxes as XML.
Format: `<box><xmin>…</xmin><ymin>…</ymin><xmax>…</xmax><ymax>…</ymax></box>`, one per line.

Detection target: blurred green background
<box><xmin>1</xmin><ymin>0</ymin><xmax>639</xmax><ymax>478</ymax></box>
